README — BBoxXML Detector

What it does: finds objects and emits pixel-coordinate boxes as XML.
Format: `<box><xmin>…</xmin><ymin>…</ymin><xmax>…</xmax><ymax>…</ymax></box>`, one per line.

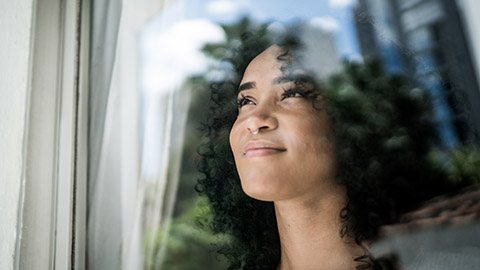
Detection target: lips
<box><xmin>244</xmin><ymin>141</ymin><xmax>286</xmax><ymax>158</ymax></box>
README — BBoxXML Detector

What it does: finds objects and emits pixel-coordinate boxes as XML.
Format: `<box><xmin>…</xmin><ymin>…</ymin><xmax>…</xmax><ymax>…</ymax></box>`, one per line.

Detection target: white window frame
<box><xmin>15</xmin><ymin>0</ymin><xmax>90</xmax><ymax>269</ymax></box>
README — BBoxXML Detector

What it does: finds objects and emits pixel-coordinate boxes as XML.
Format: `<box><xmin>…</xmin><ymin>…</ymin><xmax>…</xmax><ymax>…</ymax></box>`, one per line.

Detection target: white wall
<box><xmin>0</xmin><ymin>0</ymin><xmax>35</xmax><ymax>269</ymax></box>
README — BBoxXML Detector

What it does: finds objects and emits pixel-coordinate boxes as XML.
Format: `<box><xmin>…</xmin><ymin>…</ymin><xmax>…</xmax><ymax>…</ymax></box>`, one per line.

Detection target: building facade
<box><xmin>355</xmin><ymin>0</ymin><xmax>480</xmax><ymax>149</ymax></box>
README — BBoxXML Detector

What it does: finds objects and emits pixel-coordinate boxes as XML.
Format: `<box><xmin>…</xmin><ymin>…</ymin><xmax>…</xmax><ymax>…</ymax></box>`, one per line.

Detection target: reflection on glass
<box><xmin>139</xmin><ymin>1</ymin><xmax>363</xmax><ymax>269</ymax></box>
<box><xmin>88</xmin><ymin>0</ymin><xmax>480</xmax><ymax>269</ymax></box>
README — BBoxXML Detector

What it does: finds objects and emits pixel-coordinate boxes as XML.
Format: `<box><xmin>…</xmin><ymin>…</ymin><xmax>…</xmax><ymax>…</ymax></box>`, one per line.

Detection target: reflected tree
<box><xmin>149</xmin><ymin>16</ymin><xmax>480</xmax><ymax>270</ymax></box>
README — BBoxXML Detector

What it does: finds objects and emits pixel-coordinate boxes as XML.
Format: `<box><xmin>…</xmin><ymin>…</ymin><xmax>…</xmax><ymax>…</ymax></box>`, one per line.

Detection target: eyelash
<box><xmin>237</xmin><ymin>94</ymin><xmax>253</xmax><ymax>108</ymax></box>
<box><xmin>281</xmin><ymin>87</ymin><xmax>312</xmax><ymax>100</ymax></box>
<box><xmin>237</xmin><ymin>87</ymin><xmax>313</xmax><ymax>108</ymax></box>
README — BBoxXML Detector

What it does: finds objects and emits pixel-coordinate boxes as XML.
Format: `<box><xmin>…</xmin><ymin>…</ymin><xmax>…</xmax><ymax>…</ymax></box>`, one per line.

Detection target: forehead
<box><xmin>240</xmin><ymin>45</ymin><xmax>285</xmax><ymax>84</ymax></box>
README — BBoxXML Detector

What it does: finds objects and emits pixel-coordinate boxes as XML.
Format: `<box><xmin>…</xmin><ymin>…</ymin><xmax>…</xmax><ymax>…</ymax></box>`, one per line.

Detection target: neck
<box><xmin>274</xmin><ymin>185</ymin><xmax>365</xmax><ymax>270</ymax></box>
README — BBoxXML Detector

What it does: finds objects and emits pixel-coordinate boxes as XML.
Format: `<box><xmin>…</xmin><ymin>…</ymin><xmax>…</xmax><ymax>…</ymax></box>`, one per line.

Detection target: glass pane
<box><xmin>88</xmin><ymin>0</ymin><xmax>480</xmax><ymax>269</ymax></box>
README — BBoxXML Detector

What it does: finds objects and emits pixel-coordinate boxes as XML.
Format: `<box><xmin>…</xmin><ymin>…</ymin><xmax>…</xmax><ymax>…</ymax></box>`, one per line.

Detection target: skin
<box><xmin>229</xmin><ymin>45</ymin><xmax>364</xmax><ymax>269</ymax></box>
<box><xmin>230</xmin><ymin>45</ymin><xmax>337</xmax><ymax>202</ymax></box>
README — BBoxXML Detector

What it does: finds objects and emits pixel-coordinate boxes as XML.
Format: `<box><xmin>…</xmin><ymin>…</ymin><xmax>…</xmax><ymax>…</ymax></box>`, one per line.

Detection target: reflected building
<box><xmin>270</xmin><ymin>21</ymin><xmax>343</xmax><ymax>80</ymax></box>
<box><xmin>300</xmin><ymin>22</ymin><xmax>343</xmax><ymax>80</ymax></box>
<box><xmin>354</xmin><ymin>0</ymin><xmax>480</xmax><ymax>149</ymax></box>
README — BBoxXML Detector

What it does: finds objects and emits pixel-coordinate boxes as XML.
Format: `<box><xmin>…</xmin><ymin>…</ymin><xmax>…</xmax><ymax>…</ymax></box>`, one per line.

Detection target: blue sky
<box><xmin>184</xmin><ymin>0</ymin><xmax>360</xmax><ymax>57</ymax></box>
<box><xmin>141</xmin><ymin>0</ymin><xmax>361</xmax><ymax>94</ymax></box>
<box><xmin>140</xmin><ymin>0</ymin><xmax>361</xmax><ymax>177</ymax></box>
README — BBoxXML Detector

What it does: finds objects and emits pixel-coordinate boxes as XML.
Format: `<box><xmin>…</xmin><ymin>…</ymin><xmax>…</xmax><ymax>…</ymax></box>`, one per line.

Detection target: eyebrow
<box><xmin>238</xmin><ymin>81</ymin><xmax>255</xmax><ymax>92</ymax></box>
<box><xmin>237</xmin><ymin>75</ymin><xmax>294</xmax><ymax>93</ymax></box>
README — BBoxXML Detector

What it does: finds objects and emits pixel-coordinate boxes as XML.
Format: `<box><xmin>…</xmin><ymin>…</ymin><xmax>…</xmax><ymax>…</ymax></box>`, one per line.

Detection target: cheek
<box><xmin>289</xmin><ymin>114</ymin><xmax>336</xmax><ymax>167</ymax></box>
<box><xmin>289</xmin><ymin>114</ymin><xmax>329</xmax><ymax>148</ymax></box>
<box><xmin>308</xmin><ymin>126</ymin><xmax>337</xmax><ymax>178</ymax></box>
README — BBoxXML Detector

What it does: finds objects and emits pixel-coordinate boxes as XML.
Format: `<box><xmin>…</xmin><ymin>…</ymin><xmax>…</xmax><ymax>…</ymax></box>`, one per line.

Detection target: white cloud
<box><xmin>206</xmin><ymin>0</ymin><xmax>242</xmax><ymax>15</ymax></box>
<box><xmin>141</xmin><ymin>19</ymin><xmax>226</xmax><ymax>93</ymax></box>
<box><xmin>266</xmin><ymin>21</ymin><xmax>287</xmax><ymax>35</ymax></box>
<box><xmin>309</xmin><ymin>16</ymin><xmax>340</xmax><ymax>32</ymax></box>
<box><xmin>348</xmin><ymin>53</ymin><xmax>364</xmax><ymax>64</ymax></box>
<box><xmin>205</xmin><ymin>0</ymin><xmax>250</xmax><ymax>23</ymax></box>
<box><xmin>329</xmin><ymin>0</ymin><xmax>358</xmax><ymax>9</ymax></box>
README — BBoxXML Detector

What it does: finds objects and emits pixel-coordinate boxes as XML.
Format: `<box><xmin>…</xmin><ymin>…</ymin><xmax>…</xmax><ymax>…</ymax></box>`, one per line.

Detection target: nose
<box><xmin>245</xmin><ymin>103</ymin><xmax>278</xmax><ymax>134</ymax></box>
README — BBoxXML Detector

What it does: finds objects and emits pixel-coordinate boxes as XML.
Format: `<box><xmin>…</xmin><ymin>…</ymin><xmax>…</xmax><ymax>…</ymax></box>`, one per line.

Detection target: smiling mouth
<box><xmin>245</xmin><ymin>148</ymin><xmax>286</xmax><ymax>158</ymax></box>
<box><xmin>244</xmin><ymin>141</ymin><xmax>287</xmax><ymax>158</ymax></box>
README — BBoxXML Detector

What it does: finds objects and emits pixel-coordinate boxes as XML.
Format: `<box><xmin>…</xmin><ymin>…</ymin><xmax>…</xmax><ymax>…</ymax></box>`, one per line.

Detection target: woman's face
<box><xmin>229</xmin><ymin>45</ymin><xmax>338</xmax><ymax>202</ymax></box>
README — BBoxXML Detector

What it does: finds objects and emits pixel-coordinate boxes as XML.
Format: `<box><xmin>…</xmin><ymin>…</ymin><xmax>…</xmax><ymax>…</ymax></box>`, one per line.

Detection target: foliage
<box><xmin>154</xmin><ymin>16</ymin><xmax>480</xmax><ymax>270</ymax></box>
<box><xmin>196</xmin><ymin>37</ymin><xmax>477</xmax><ymax>269</ymax></box>
<box><xmin>321</xmin><ymin>59</ymin><xmax>473</xmax><ymax>246</ymax></box>
<box><xmin>443</xmin><ymin>146</ymin><xmax>480</xmax><ymax>185</ymax></box>
<box><xmin>147</xmin><ymin>197</ymin><xmax>229</xmax><ymax>270</ymax></box>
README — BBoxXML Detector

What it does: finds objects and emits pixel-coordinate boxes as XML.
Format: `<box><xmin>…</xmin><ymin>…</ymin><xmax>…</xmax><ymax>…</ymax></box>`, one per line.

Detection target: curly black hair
<box><xmin>196</xmin><ymin>30</ymin><xmax>464</xmax><ymax>270</ymax></box>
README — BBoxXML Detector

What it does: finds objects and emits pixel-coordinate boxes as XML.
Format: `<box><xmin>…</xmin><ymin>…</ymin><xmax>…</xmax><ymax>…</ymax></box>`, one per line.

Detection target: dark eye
<box><xmin>281</xmin><ymin>88</ymin><xmax>308</xmax><ymax>100</ymax></box>
<box><xmin>238</xmin><ymin>94</ymin><xmax>255</xmax><ymax>108</ymax></box>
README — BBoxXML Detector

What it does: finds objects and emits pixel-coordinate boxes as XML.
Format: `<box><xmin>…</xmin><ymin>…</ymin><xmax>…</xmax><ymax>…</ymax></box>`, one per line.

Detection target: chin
<box><xmin>244</xmin><ymin>191</ymin><xmax>275</xmax><ymax>202</ymax></box>
<box><xmin>240</xmin><ymin>179</ymin><xmax>284</xmax><ymax>202</ymax></box>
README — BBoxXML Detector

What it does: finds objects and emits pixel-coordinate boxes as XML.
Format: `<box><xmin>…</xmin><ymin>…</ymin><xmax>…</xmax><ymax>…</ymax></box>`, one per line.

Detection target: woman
<box><xmin>231</xmin><ymin>44</ymin><xmax>363</xmax><ymax>269</ymax></box>
<box><xmin>196</xmin><ymin>33</ymin><xmax>464</xmax><ymax>269</ymax></box>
